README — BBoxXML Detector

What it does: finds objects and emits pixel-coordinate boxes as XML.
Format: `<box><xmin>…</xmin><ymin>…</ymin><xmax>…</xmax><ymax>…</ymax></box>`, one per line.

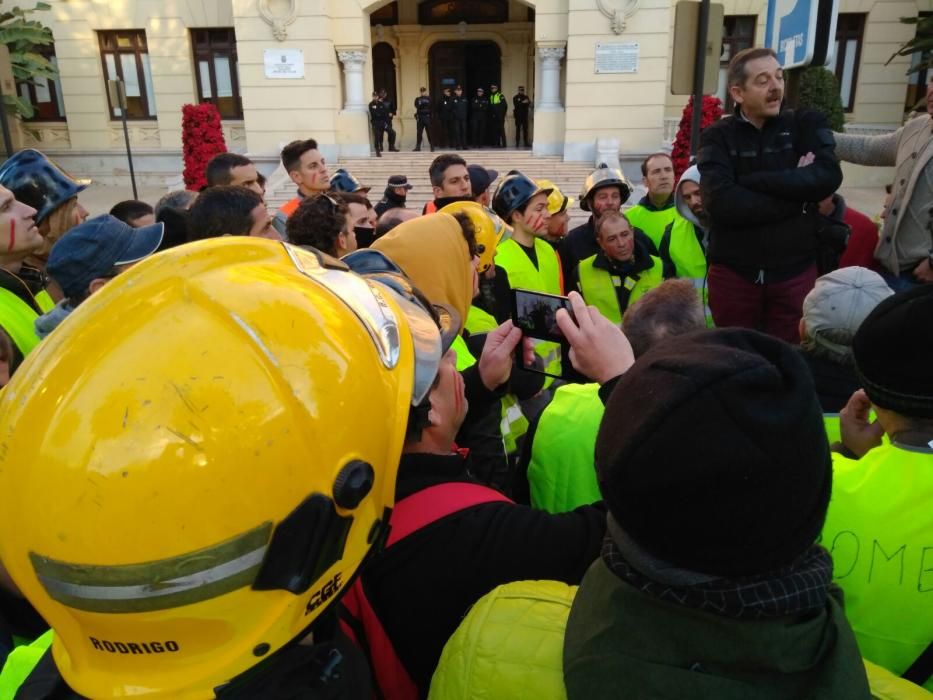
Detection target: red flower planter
<box><xmin>671</xmin><ymin>95</ymin><xmax>723</xmax><ymax>180</ymax></box>
<box><xmin>182</xmin><ymin>103</ymin><xmax>228</xmax><ymax>191</ymax></box>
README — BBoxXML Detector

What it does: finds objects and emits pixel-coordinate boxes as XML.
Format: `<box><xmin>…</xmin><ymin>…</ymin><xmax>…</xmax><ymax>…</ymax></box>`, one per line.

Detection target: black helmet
<box><xmin>579</xmin><ymin>163</ymin><xmax>631</xmax><ymax>212</ymax></box>
<box><xmin>329</xmin><ymin>168</ymin><xmax>371</xmax><ymax>194</ymax></box>
<box><xmin>0</xmin><ymin>149</ymin><xmax>88</xmax><ymax>225</ymax></box>
<box><xmin>492</xmin><ymin>171</ymin><xmax>553</xmax><ymax>220</ymax></box>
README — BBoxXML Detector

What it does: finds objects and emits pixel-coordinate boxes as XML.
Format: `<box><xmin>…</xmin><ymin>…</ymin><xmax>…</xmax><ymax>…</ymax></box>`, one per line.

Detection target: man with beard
<box><xmin>698</xmin><ymin>47</ymin><xmax>842</xmax><ymax>343</ymax></box>
<box><xmin>659</xmin><ymin>165</ymin><xmax>712</xmax><ymax>324</ymax></box>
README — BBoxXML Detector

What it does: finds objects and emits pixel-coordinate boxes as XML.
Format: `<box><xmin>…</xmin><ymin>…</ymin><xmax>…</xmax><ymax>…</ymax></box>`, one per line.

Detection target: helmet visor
<box><xmin>336</xmin><ymin>247</ymin><xmax>449</xmax><ymax>406</ymax></box>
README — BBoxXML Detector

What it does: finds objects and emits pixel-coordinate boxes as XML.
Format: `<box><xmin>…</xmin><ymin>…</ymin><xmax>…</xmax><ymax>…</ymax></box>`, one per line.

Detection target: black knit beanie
<box><xmin>596</xmin><ymin>328</ymin><xmax>832</xmax><ymax>577</ymax></box>
<box><xmin>853</xmin><ymin>284</ymin><xmax>933</xmax><ymax>419</ymax></box>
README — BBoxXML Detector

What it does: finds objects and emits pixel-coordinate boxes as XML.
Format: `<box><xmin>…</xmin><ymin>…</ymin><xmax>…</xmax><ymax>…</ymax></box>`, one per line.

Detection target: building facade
<box><xmin>10</xmin><ymin>0</ymin><xmax>932</xmax><ymax>186</ymax></box>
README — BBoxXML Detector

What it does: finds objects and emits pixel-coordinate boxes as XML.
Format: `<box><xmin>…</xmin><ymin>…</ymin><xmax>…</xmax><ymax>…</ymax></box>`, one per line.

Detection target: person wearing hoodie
<box><xmin>659</xmin><ymin>165</ymin><xmax>713</xmax><ymax>324</ymax></box>
<box><xmin>569</xmin><ymin>211</ymin><xmax>663</xmax><ymax>325</ymax></box>
<box><xmin>429</xmin><ymin>322</ymin><xmax>874</xmax><ymax>700</ymax></box>
<box><xmin>36</xmin><ymin>215</ymin><xmax>163</xmax><ymax>339</ymax></box>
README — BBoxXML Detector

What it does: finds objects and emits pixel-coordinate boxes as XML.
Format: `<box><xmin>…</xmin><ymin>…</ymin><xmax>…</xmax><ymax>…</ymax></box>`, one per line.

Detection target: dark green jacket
<box><xmin>564</xmin><ymin>559</ymin><xmax>872</xmax><ymax>700</ymax></box>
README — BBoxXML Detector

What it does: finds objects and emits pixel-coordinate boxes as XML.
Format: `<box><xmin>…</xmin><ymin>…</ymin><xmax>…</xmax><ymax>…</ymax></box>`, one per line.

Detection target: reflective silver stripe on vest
<box><xmin>30</xmin><ymin>522</ymin><xmax>273</xmax><ymax>614</ymax></box>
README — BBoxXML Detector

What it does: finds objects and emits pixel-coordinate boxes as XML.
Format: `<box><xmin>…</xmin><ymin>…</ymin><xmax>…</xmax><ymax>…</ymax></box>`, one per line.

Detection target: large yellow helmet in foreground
<box><xmin>0</xmin><ymin>238</ymin><xmax>439</xmax><ymax>697</ymax></box>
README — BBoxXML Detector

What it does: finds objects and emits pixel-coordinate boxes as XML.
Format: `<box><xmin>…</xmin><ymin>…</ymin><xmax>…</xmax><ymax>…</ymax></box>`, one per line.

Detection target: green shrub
<box><xmin>796</xmin><ymin>67</ymin><xmax>845</xmax><ymax>131</ymax></box>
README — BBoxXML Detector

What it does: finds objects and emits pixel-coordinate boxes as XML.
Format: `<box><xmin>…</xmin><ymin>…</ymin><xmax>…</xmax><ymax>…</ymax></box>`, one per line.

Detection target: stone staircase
<box><xmin>265</xmin><ymin>149</ymin><xmax>636</xmax><ymax>229</ymax></box>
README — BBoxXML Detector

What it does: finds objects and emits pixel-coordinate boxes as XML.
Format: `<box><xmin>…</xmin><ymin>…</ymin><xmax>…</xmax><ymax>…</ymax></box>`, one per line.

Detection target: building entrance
<box><xmin>429</xmin><ymin>41</ymin><xmax>502</xmax><ymax>147</ymax></box>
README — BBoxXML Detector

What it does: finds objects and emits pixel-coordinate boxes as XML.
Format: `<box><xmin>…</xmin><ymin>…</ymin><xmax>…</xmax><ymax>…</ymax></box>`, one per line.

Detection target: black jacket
<box><xmin>560</xmin><ymin>217</ymin><xmax>658</xmax><ymax>278</ymax></box>
<box><xmin>697</xmin><ymin>108</ymin><xmax>843</xmax><ymax>279</ymax></box>
<box><xmin>354</xmin><ymin>452</ymin><xmax>606</xmax><ymax>695</ymax></box>
<box><xmin>513</xmin><ymin>93</ymin><xmax>531</xmax><ymax>119</ymax></box>
<box><xmin>414</xmin><ymin>95</ymin><xmax>432</xmax><ymax>119</ymax></box>
<box><xmin>470</xmin><ymin>96</ymin><xmax>488</xmax><ymax>115</ymax></box>
<box><xmin>368</xmin><ymin>99</ymin><xmax>389</xmax><ymax>125</ymax></box>
<box><xmin>440</xmin><ymin>95</ymin><xmax>455</xmax><ymax>121</ymax></box>
<box><xmin>374</xmin><ymin>188</ymin><xmax>406</xmax><ymax>217</ymax></box>
<box><xmin>451</xmin><ymin>95</ymin><xmax>468</xmax><ymax>120</ymax></box>
<box><xmin>800</xmin><ymin>349</ymin><xmax>861</xmax><ymax>414</ymax></box>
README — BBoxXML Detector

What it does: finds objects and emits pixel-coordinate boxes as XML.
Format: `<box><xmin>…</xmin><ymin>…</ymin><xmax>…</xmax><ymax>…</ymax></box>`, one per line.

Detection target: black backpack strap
<box><xmin>902</xmin><ymin>640</ymin><xmax>933</xmax><ymax>687</ymax></box>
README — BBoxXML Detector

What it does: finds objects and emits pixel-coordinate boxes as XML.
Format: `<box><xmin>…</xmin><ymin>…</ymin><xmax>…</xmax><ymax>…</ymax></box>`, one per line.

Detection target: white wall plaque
<box><xmin>595</xmin><ymin>43</ymin><xmax>639</xmax><ymax>74</ymax></box>
<box><xmin>263</xmin><ymin>49</ymin><xmax>305</xmax><ymax>79</ymax></box>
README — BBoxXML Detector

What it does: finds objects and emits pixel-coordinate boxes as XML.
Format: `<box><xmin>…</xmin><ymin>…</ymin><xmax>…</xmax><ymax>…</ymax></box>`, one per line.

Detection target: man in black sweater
<box><xmin>698</xmin><ymin>47</ymin><xmax>843</xmax><ymax>343</ymax></box>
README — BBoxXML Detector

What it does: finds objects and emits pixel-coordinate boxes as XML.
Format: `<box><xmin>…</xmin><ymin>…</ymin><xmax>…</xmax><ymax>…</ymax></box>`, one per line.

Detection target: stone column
<box><xmin>537</xmin><ymin>43</ymin><xmax>566</xmax><ymax>112</ymax></box>
<box><xmin>337</xmin><ymin>47</ymin><xmax>367</xmax><ymax>112</ymax></box>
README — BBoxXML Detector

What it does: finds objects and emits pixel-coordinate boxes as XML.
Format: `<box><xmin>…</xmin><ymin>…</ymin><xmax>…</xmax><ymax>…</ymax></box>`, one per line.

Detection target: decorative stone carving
<box><xmin>537</xmin><ymin>44</ymin><xmax>566</xmax><ymax>112</ymax></box>
<box><xmin>539</xmin><ymin>46</ymin><xmax>566</xmax><ymax>66</ymax></box>
<box><xmin>258</xmin><ymin>0</ymin><xmax>297</xmax><ymax>42</ymax></box>
<box><xmin>596</xmin><ymin>0</ymin><xmax>640</xmax><ymax>34</ymax></box>
<box><xmin>336</xmin><ymin>48</ymin><xmax>368</xmax><ymax>112</ymax></box>
<box><xmin>224</xmin><ymin>122</ymin><xmax>246</xmax><ymax>146</ymax></box>
<box><xmin>21</xmin><ymin>123</ymin><xmax>71</xmax><ymax>149</ymax></box>
<box><xmin>109</xmin><ymin>125</ymin><xmax>161</xmax><ymax>149</ymax></box>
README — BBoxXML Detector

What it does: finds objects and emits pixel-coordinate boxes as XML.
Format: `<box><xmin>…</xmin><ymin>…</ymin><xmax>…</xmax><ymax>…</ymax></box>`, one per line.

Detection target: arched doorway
<box><xmin>429</xmin><ymin>41</ymin><xmax>502</xmax><ymax>146</ymax></box>
<box><xmin>372</xmin><ymin>42</ymin><xmax>397</xmax><ymax>109</ymax></box>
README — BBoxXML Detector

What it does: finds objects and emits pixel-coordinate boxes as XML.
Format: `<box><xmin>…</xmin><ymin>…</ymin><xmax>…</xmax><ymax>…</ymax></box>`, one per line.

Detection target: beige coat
<box><xmin>835</xmin><ymin>115</ymin><xmax>933</xmax><ymax>274</ymax></box>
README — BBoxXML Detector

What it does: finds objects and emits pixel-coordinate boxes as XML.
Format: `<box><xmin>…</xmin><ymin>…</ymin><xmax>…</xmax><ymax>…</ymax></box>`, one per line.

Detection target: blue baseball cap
<box><xmin>48</xmin><ymin>214</ymin><xmax>164</xmax><ymax>300</ymax></box>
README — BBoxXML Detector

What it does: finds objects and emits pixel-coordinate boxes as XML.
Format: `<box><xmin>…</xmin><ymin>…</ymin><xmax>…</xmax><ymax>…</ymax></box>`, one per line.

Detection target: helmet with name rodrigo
<box><xmin>579</xmin><ymin>163</ymin><xmax>632</xmax><ymax>212</ymax></box>
<box><xmin>0</xmin><ymin>237</ymin><xmax>443</xmax><ymax>697</ymax></box>
<box><xmin>491</xmin><ymin>171</ymin><xmax>553</xmax><ymax>221</ymax></box>
<box><xmin>439</xmin><ymin>200</ymin><xmax>510</xmax><ymax>273</ymax></box>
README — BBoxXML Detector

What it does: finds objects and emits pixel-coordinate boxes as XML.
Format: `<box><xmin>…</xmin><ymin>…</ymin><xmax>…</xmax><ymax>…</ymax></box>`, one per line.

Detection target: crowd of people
<box><xmin>0</xmin><ymin>45</ymin><xmax>929</xmax><ymax>699</ymax></box>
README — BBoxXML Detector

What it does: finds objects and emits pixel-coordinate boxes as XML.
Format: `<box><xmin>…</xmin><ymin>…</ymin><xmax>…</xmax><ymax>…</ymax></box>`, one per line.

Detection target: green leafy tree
<box><xmin>0</xmin><ymin>2</ymin><xmax>57</xmax><ymax>119</ymax></box>
<box><xmin>796</xmin><ymin>66</ymin><xmax>845</xmax><ymax>132</ymax></box>
<box><xmin>887</xmin><ymin>14</ymin><xmax>933</xmax><ymax>75</ymax></box>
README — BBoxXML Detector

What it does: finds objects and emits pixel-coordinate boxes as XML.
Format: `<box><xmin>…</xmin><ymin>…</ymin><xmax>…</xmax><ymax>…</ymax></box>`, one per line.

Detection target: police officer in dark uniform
<box><xmin>513</xmin><ymin>85</ymin><xmax>532</xmax><ymax>148</ymax></box>
<box><xmin>414</xmin><ymin>87</ymin><xmax>434</xmax><ymax>152</ymax></box>
<box><xmin>379</xmin><ymin>89</ymin><xmax>400</xmax><ymax>153</ymax></box>
<box><xmin>471</xmin><ymin>87</ymin><xmax>489</xmax><ymax>148</ymax></box>
<box><xmin>489</xmin><ymin>84</ymin><xmax>508</xmax><ymax>148</ymax></box>
<box><xmin>452</xmin><ymin>85</ymin><xmax>469</xmax><ymax>150</ymax></box>
<box><xmin>441</xmin><ymin>87</ymin><xmax>456</xmax><ymax>148</ymax></box>
<box><xmin>368</xmin><ymin>91</ymin><xmax>389</xmax><ymax>157</ymax></box>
